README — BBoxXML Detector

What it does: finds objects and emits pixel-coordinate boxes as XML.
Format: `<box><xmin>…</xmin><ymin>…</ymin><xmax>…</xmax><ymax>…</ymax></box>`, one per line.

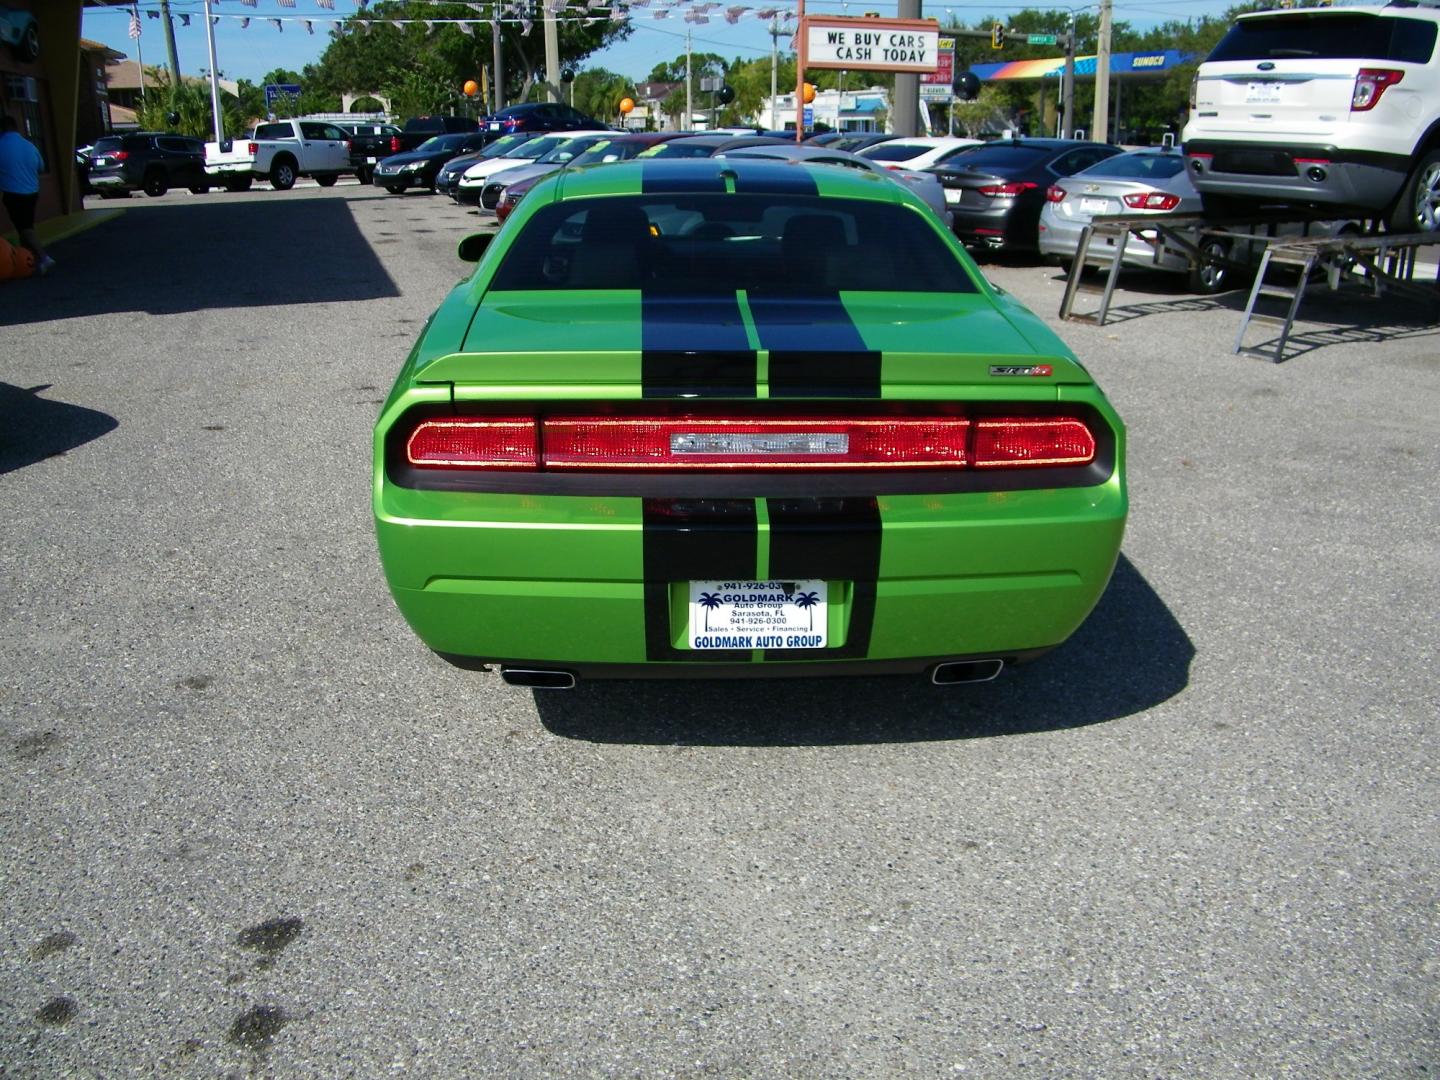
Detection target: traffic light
<box><xmin>991</xmin><ymin>22</ymin><xmax>1005</xmax><ymax>49</ymax></box>
<box><xmin>953</xmin><ymin>71</ymin><xmax>981</xmax><ymax>101</ymax></box>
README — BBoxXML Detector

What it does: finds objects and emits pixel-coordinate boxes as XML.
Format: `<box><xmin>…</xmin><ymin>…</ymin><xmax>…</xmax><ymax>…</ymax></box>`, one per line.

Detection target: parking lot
<box><xmin>2</xmin><ymin>179</ymin><xmax>1436</xmax><ymax>1075</ymax></box>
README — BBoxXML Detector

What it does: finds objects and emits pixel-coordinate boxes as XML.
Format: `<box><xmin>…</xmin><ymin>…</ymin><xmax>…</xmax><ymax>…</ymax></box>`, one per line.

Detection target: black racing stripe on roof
<box><xmin>749</xmin><ymin>294</ymin><xmax>881</xmax><ymax>398</ymax></box>
<box><xmin>641</xmin><ymin>296</ymin><xmax>757</xmax><ymax>398</ymax></box>
<box><xmin>641</xmin><ymin>160</ymin><xmax>727</xmax><ymax>193</ymax></box>
<box><xmin>730</xmin><ymin>164</ymin><xmax>819</xmax><ymax>196</ymax></box>
<box><xmin>762</xmin><ymin>497</ymin><xmax>882</xmax><ymax>662</ymax></box>
<box><xmin>643</xmin><ymin>499</ymin><xmax>758</xmax><ymax>663</ymax></box>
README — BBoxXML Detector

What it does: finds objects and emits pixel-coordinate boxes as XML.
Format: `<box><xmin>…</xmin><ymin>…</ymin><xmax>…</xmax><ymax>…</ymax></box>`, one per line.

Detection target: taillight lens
<box><xmin>390</xmin><ymin>135</ymin><xmax>401</xmax><ymax>152</ymax></box>
<box><xmin>974</xmin><ymin>418</ymin><xmax>1095</xmax><ymax>469</ymax></box>
<box><xmin>344</xmin><ymin>139</ymin><xmax>353</xmax><ymax>153</ymax></box>
<box><xmin>1122</xmin><ymin>191</ymin><xmax>1181</xmax><ymax>211</ymax></box>
<box><xmin>404</xmin><ymin>413</ymin><xmax>1097</xmax><ymax>472</ymax></box>
<box><xmin>110</xmin><ymin>150</ymin><xmax>129</xmax><ymax>161</ymax></box>
<box><xmin>1352</xmin><ymin>68</ymin><xmax>1402</xmax><ymax>111</ymax></box>
<box><xmin>406</xmin><ymin>418</ymin><xmax>538</xmax><ymax>469</ymax></box>
<box><xmin>1045</xmin><ymin>185</ymin><xmax>1065</xmax><ymax>203</ymax></box>
<box><xmin>977</xmin><ymin>181</ymin><xmax>1038</xmax><ymax>197</ymax></box>
<box><xmin>1189</xmin><ymin>74</ymin><xmax>1198</xmax><ymax>111</ymax></box>
<box><xmin>544</xmin><ymin>417</ymin><xmax>973</xmax><ymax>470</ymax></box>
<box><xmin>247</xmin><ymin>142</ymin><xmax>258</xmax><ymax>155</ymax></box>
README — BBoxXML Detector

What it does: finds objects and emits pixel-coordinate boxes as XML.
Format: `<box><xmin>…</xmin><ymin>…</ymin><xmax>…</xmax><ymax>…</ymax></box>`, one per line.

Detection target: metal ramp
<box><xmin>1234</xmin><ymin>232</ymin><xmax>1440</xmax><ymax>362</ymax></box>
<box><xmin>1057</xmin><ymin>213</ymin><xmax>1211</xmax><ymax>326</ymax></box>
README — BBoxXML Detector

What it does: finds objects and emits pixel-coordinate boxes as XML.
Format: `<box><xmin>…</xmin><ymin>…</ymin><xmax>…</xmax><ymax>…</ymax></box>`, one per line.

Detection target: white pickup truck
<box><xmin>204</xmin><ymin>119</ymin><xmax>352</xmax><ymax>192</ymax></box>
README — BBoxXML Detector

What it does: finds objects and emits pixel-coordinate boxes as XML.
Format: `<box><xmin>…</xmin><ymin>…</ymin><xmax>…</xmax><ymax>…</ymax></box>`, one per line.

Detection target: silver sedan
<box><xmin>714</xmin><ymin>144</ymin><xmax>953</xmax><ymax>227</ymax></box>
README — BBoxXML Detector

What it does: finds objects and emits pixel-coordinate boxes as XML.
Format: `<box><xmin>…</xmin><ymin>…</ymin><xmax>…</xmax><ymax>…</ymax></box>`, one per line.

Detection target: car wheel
<box><xmin>315</xmin><ymin>174</ymin><xmax>338</xmax><ymax>188</ymax></box>
<box><xmin>356</xmin><ymin>167</ymin><xmax>372</xmax><ymax>184</ymax></box>
<box><xmin>1187</xmin><ymin>237</ymin><xmax>1232</xmax><ymax>295</ymax></box>
<box><xmin>1386</xmin><ymin>148</ymin><xmax>1440</xmax><ymax>234</ymax></box>
<box><xmin>188</xmin><ymin>183</ymin><xmax>209</xmax><ymax>195</ymax></box>
<box><xmin>143</xmin><ymin>172</ymin><xmax>168</xmax><ymax>198</ymax></box>
<box><xmin>18</xmin><ymin>22</ymin><xmax>40</xmax><ymax>62</ymax></box>
<box><xmin>385</xmin><ymin>184</ymin><xmax>405</xmax><ymax>195</ymax></box>
<box><xmin>270</xmin><ymin>160</ymin><xmax>297</xmax><ymax>191</ymax></box>
<box><xmin>224</xmin><ymin>177</ymin><xmax>252</xmax><ymax>193</ymax></box>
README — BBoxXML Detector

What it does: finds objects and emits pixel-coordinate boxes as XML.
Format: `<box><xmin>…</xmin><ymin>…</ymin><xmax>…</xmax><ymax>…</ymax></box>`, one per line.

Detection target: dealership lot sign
<box><xmin>803</xmin><ymin>16</ymin><xmax>942</xmax><ymax>73</ymax></box>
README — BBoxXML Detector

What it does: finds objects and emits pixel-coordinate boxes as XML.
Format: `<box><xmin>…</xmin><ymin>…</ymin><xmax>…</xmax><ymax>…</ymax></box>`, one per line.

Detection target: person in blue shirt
<box><xmin>0</xmin><ymin>114</ymin><xmax>53</xmax><ymax>275</ymax></box>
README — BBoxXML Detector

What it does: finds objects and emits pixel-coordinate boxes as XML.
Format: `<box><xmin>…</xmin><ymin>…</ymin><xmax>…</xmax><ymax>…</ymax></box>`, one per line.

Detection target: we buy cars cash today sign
<box><xmin>803</xmin><ymin>16</ymin><xmax>942</xmax><ymax>73</ymax></box>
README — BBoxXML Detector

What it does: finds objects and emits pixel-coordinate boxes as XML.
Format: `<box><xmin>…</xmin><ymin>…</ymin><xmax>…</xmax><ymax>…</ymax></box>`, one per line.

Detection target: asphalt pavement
<box><xmin>2</xmin><ymin>181</ymin><xmax>1436</xmax><ymax>1076</ymax></box>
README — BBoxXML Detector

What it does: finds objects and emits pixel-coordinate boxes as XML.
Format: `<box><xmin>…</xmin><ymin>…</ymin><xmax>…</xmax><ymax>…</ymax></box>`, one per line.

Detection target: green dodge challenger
<box><xmin>374</xmin><ymin>159</ymin><xmax>1127</xmax><ymax>686</ymax></box>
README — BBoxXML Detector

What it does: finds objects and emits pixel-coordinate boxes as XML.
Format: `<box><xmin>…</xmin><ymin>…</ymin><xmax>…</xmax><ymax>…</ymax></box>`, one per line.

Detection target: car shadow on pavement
<box><xmin>0</xmin><ymin>382</ymin><xmax>118</xmax><ymax>475</ymax></box>
<box><xmin>0</xmin><ymin>197</ymin><xmax>399</xmax><ymax>327</ymax></box>
<box><xmin>535</xmin><ymin>554</ymin><xmax>1193</xmax><ymax>746</ymax></box>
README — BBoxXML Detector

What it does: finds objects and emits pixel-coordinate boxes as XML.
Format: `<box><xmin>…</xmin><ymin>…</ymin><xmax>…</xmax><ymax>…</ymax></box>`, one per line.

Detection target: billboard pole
<box><xmin>795</xmin><ymin>0</ymin><xmax>806</xmax><ymax>142</ymax></box>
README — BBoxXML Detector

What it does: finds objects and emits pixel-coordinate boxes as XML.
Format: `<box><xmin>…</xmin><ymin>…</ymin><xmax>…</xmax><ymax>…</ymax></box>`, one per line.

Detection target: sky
<box><xmin>82</xmin><ymin>0</ymin><xmax>1238</xmax><ymax>88</ymax></box>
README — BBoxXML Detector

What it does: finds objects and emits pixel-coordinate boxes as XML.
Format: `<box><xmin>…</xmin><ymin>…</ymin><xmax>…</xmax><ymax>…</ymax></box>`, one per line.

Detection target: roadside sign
<box><xmin>803</xmin><ymin>104</ymin><xmax>815</xmax><ymax>129</ymax></box>
<box><xmin>919</xmin><ymin>36</ymin><xmax>955</xmax><ymax>101</ymax></box>
<box><xmin>1027</xmin><ymin>33</ymin><xmax>1058</xmax><ymax>45</ymax></box>
<box><xmin>264</xmin><ymin>83</ymin><xmax>302</xmax><ymax>110</ymax></box>
<box><xmin>803</xmin><ymin>15</ymin><xmax>941</xmax><ymax>73</ymax></box>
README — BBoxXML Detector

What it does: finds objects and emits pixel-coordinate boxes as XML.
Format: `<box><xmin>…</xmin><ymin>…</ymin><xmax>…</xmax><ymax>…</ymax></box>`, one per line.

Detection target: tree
<box><xmin>137</xmin><ymin>73</ymin><xmax>249</xmax><ymax>139</ymax></box>
<box><xmin>571</xmin><ymin>68</ymin><xmax>633</xmax><ymax>124</ymax></box>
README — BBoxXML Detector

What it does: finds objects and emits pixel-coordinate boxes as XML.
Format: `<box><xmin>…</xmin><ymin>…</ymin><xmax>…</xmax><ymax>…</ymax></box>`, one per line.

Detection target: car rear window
<box><xmin>940</xmin><ymin>144</ymin><xmax>1051</xmax><ymax>169</ymax></box>
<box><xmin>637</xmin><ymin>142</ymin><xmax>719</xmax><ymax>159</ymax></box>
<box><xmin>861</xmin><ymin>142</ymin><xmax>940</xmax><ymax>161</ymax></box>
<box><xmin>254</xmin><ymin>123</ymin><xmax>294</xmax><ymax>140</ymax></box>
<box><xmin>94</xmin><ymin>137</ymin><xmax>125</xmax><ymax>153</ymax></box>
<box><xmin>1079</xmin><ymin>153</ymin><xmax>1185</xmax><ymax>180</ymax></box>
<box><xmin>490</xmin><ymin>194</ymin><xmax>977</xmax><ymax>294</ymax></box>
<box><xmin>1209</xmin><ymin>14</ymin><xmax>1437</xmax><ymax>64</ymax></box>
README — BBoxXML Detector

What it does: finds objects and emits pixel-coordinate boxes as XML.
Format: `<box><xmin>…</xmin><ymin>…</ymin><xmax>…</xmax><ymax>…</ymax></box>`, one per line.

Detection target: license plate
<box><xmin>1245</xmin><ymin>80</ymin><xmax>1282</xmax><ymax>104</ymax></box>
<box><xmin>1081</xmin><ymin>197</ymin><xmax>1110</xmax><ymax>214</ymax></box>
<box><xmin>688</xmin><ymin>580</ymin><xmax>827</xmax><ymax>650</ymax></box>
<box><xmin>944</xmin><ymin>188</ymin><xmax>961</xmax><ymax>204</ymax></box>
<box><xmin>367</xmin><ymin>156</ymin><xmax>377</xmax><ymax>163</ymax></box>
<box><xmin>487</xmin><ymin>121</ymin><xmax>502</xmax><ymax>131</ymax></box>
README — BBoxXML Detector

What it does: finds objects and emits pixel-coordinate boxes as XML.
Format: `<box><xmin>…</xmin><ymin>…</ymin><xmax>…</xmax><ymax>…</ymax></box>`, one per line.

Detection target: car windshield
<box><xmin>570</xmin><ymin>140</ymin><xmax>637</xmax><ymax>166</ymax></box>
<box><xmin>480</xmin><ymin>134</ymin><xmax>530</xmax><ymax>158</ymax></box>
<box><xmin>418</xmin><ymin>134</ymin><xmax>467</xmax><ymax>152</ymax></box>
<box><xmin>1078</xmin><ymin>153</ymin><xmax>1185</xmax><ymax>179</ymax></box>
<box><xmin>490</xmin><ymin>194</ymin><xmax>977</xmax><ymax>294</ymax></box>
<box><xmin>506</xmin><ymin>136</ymin><xmax>565</xmax><ymax>159</ymax></box>
<box><xmin>538</xmin><ymin>136</ymin><xmax>606</xmax><ymax>164</ymax></box>
<box><xmin>1209</xmin><ymin>14</ymin><xmax>1436</xmax><ymax>64</ymax></box>
<box><xmin>637</xmin><ymin>142</ymin><xmax>718</xmax><ymax>159</ymax></box>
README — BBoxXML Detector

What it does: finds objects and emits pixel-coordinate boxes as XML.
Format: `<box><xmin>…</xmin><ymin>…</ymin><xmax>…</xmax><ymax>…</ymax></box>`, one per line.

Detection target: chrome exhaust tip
<box><xmin>930</xmin><ymin>659</ymin><xmax>1004</xmax><ymax>685</ymax></box>
<box><xmin>500</xmin><ymin>667</ymin><xmax>577</xmax><ymax>690</ymax></box>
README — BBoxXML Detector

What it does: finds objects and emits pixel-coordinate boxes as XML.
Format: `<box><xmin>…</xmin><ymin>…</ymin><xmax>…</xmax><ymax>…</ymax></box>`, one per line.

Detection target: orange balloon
<box><xmin>802</xmin><ymin>82</ymin><xmax>817</xmax><ymax>104</ymax></box>
<box><xmin>463</xmin><ymin>79</ymin><xmax>479</xmax><ymax>96</ymax></box>
<box><xmin>619</xmin><ymin>97</ymin><xmax>635</xmax><ymax>114</ymax></box>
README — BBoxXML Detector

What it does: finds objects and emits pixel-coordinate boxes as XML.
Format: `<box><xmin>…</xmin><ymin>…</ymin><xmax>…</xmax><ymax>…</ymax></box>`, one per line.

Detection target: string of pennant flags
<box><xmin>125</xmin><ymin>0</ymin><xmax>797</xmax><ymax>40</ymax></box>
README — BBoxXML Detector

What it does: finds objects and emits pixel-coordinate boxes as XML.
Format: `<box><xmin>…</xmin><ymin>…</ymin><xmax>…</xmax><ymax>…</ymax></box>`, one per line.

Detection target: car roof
<box><xmin>549</xmin><ymin>158</ymin><xmax>909</xmax><ymax>203</ymax></box>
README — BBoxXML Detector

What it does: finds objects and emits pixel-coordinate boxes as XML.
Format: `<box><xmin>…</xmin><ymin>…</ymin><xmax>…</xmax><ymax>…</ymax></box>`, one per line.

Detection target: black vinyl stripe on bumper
<box><xmin>763</xmin><ymin>497</ymin><xmax>882</xmax><ymax>662</ymax></box>
<box><xmin>642</xmin><ymin>498</ymin><xmax>759</xmax><ymax>663</ymax></box>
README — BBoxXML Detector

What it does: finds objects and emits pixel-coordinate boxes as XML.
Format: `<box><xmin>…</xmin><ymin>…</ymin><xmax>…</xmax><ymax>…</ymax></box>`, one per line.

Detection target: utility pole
<box><xmin>492</xmin><ymin>17</ymin><xmax>505</xmax><ymax>111</ymax></box>
<box><xmin>769</xmin><ymin>17</ymin><xmax>779</xmax><ymax>130</ymax></box>
<box><xmin>202</xmin><ymin>0</ymin><xmax>223</xmax><ymax>144</ymax></box>
<box><xmin>1093</xmin><ymin>0</ymin><xmax>1112</xmax><ymax>142</ymax></box>
<box><xmin>1061</xmin><ymin>12</ymin><xmax>1076</xmax><ymax>139</ymax></box>
<box><xmin>543</xmin><ymin>4</ymin><xmax>561</xmax><ymax>102</ymax></box>
<box><xmin>158</xmin><ymin>0</ymin><xmax>181</xmax><ymax>87</ymax></box>
<box><xmin>685</xmin><ymin>29</ymin><xmax>693</xmax><ymax>131</ymax></box>
<box><xmin>892</xmin><ymin>0</ymin><xmax>921</xmax><ymax>136</ymax></box>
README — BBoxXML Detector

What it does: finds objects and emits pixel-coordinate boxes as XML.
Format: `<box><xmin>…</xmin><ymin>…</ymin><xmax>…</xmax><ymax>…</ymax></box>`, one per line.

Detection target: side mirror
<box><xmin>457</xmin><ymin>232</ymin><xmax>494</xmax><ymax>263</ymax></box>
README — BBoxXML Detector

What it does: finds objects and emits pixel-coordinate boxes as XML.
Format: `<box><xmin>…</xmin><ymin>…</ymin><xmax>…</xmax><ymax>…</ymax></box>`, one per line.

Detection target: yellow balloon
<box><xmin>463</xmin><ymin>79</ymin><xmax>479</xmax><ymax>97</ymax></box>
<box><xmin>619</xmin><ymin>97</ymin><xmax>635</xmax><ymax>114</ymax></box>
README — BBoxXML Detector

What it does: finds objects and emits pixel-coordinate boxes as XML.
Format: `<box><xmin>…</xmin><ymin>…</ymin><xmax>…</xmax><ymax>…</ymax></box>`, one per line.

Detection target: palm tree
<box><xmin>793</xmin><ymin>590</ymin><xmax>820</xmax><ymax>631</ymax></box>
<box><xmin>697</xmin><ymin>591</ymin><xmax>722</xmax><ymax>631</ymax></box>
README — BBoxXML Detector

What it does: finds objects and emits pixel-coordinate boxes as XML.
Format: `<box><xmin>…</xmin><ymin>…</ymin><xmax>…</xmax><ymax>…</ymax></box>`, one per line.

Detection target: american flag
<box><xmin>128</xmin><ymin>7</ymin><xmax>142</xmax><ymax>39</ymax></box>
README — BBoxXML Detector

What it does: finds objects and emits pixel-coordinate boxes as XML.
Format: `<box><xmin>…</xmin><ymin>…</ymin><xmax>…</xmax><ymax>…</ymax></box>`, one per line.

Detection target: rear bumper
<box><xmin>1185</xmin><ymin>140</ymin><xmax>1408</xmax><ymax>212</ymax></box>
<box><xmin>949</xmin><ymin>200</ymin><xmax>1040</xmax><ymax>251</ymax></box>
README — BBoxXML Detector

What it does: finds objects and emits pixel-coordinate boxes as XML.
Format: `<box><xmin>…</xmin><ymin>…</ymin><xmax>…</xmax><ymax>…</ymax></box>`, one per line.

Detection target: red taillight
<box><xmin>406</xmin><ymin>418</ymin><xmax>538</xmax><ymax>469</ymax></box>
<box><xmin>973</xmin><ymin>418</ymin><xmax>1095</xmax><ymax>469</ymax></box>
<box><xmin>977</xmin><ymin>181</ymin><xmax>1038</xmax><ymax>197</ymax></box>
<box><xmin>390</xmin><ymin>135</ymin><xmax>401</xmax><ymax>152</ymax></box>
<box><xmin>1045</xmin><ymin>185</ymin><xmax>1065</xmax><ymax>203</ymax></box>
<box><xmin>543</xmin><ymin>417</ymin><xmax>973</xmax><ymax>471</ymax></box>
<box><xmin>1352</xmin><ymin>68</ymin><xmax>1402</xmax><ymax>112</ymax></box>
<box><xmin>345</xmin><ymin>139</ymin><xmax>353</xmax><ymax>153</ymax></box>
<box><xmin>405</xmin><ymin>413</ymin><xmax>1097</xmax><ymax>472</ymax></box>
<box><xmin>1122</xmin><ymin>191</ymin><xmax>1181</xmax><ymax>211</ymax></box>
<box><xmin>247</xmin><ymin>142</ymin><xmax>258</xmax><ymax>156</ymax></box>
<box><xmin>1292</xmin><ymin>156</ymin><xmax>1331</xmax><ymax>165</ymax></box>
<box><xmin>110</xmin><ymin>150</ymin><xmax>129</xmax><ymax>161</ymax></box>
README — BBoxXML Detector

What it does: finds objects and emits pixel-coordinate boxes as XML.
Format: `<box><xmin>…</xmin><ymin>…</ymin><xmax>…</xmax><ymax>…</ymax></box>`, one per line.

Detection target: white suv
<box><xmin>1182</xmin><ymin>4</ymin><xmax>1440</xmax><ymax>232</ymax></box>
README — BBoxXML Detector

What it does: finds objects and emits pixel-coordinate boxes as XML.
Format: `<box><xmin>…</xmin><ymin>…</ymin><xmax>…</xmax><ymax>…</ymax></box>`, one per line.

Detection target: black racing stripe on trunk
<box><xmin>749</xmin><ymin>293</ymin><xmax>881</xmax><ymax>398</ymax></box>
<box><xmin>641</xmin><ymin>295</ymin><xmax>756</xmax><ymax>398</ymax></box>
<box><xmin>730</xmin><ymin>165</ymin><xmax>819</xmax><ymax>196</ymax></box>
<box><xmin>642</xmin><ymin>160</ymin><xmax>726</xmax><ymax>193</ymax></box>
<box><xmin>763</xmin><ymin>497</ymin><xmax>881</xmax><ymax>662</ymax></box>
<box><xmin>642</xmin><ymin>498</ymin><xmax>758</xmax><ymax>662</ymax></box>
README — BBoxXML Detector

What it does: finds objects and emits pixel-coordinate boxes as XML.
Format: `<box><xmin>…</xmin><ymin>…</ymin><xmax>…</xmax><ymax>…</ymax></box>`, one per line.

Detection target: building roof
<box><xmin>106</xmin><ymin>59</ymin><xmax>238</xmax><ymax>96</ymax></box>
<box><xmin>80</xmin><ymin>38</ymin><xmax>127</xmax><ymax>61</ymax></box>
